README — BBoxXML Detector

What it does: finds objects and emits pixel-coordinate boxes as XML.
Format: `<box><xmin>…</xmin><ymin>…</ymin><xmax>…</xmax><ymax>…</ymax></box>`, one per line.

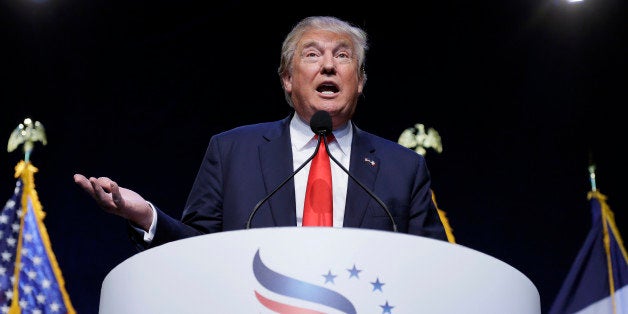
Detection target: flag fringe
<box><xmin>431</xmin><ymin>190</ymin><xmax>456</xmax><ymax>244</ymax></box>
<box><xmin>588</xmin><ymin>190</ymin><xmax>628</xmax><ymax>314</ymax></box>
<box><xmin>9</xmin><ymin>161</ymin><xmax>76</xmax><ymax>314</ymax></box>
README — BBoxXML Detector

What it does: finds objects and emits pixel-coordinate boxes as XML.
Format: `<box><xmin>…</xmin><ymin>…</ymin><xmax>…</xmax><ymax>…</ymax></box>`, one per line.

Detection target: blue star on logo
<box><xmin>347</xmin><ymin>264</ymin><xmax>362</xmax><ymax>279</ymax></box>
<box><xmin>380</xmin><ymin>300</ymin><xmax>394</xmax><ymax>314</ymax></box>
<box><xmin>323</xmin><ymin>270</ymin><xmax>337</xmax><ymax>284</ymax></box>
<box><xmin>371</xmin><ymin>277</ymin><xmax>385</xmax><ymax>292</ymax></box>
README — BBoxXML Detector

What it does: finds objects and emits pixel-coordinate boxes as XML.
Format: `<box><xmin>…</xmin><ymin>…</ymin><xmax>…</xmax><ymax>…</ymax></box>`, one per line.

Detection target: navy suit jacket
<box><xmin>144</xmin><ymin>113</ymin><xmax>447</xmax><ymax>248</ymax></box>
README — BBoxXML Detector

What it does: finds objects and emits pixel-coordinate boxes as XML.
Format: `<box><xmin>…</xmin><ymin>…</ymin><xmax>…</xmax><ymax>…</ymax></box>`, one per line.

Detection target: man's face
<box><xmin>282</xmin><ymin>29</ymin><xmax>364</xmax><ymax>130</ymax></box>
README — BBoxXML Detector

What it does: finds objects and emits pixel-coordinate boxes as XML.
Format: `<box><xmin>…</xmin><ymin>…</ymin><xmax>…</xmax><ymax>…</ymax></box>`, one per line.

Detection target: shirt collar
<box><xmin>290</xmin><ymin>113</ymin><xmax>352</xmax><ymax>154</ymax></box>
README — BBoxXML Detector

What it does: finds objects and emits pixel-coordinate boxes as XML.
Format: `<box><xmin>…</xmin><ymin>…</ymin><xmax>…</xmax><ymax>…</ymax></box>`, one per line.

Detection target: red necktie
<box><xmin>303</xmin><ymin>134</ymin><xmax>333</xmax><ymax>226</ymax></box>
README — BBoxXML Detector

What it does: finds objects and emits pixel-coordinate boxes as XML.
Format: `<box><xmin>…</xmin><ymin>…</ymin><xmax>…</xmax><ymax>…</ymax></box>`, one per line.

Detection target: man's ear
<box><xmin>357</xmin><ymin>77</ymin><xmax>364</xmax><ymax>94</ymax></box>
<box><xmin>281</xmin><ymin>74</ymin><xmax>292</xmax><ymax>93</ymax></box>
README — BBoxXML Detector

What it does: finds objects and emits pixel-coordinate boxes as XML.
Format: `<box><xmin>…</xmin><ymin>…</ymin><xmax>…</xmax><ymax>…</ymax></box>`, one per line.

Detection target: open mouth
<box><xmin>317</xmin><ymin>83</ymin><xmax>339</xmax><ymax>94</ymax></box>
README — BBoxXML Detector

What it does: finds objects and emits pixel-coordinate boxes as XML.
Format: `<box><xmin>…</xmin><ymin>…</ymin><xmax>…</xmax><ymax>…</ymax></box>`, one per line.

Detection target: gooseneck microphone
<box><xmin>245</xmin><ymin>111</ymin><xmax>330</xmax><ymax>229</ymax></box>
<box><xmin>309</xmin><ymin>109</ymin><xmax>333</xmax><ymax>136</ymax></box>
<box><xmin>246</xmin><ymin>110</ymin><xmax>398</xmax><ymax>233</ymax></box>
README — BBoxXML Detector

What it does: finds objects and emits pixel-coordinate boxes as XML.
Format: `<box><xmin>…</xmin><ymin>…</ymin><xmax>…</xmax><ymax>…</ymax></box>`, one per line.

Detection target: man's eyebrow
<box><xmin>334</xmin><ymin>42</ymin><xmax>353</xmax><ymax>51</ymax></box>
<box><xmin>300</xmin><ymin>40</ymin><xmax>318</xmax><ymax>48</ymax></box>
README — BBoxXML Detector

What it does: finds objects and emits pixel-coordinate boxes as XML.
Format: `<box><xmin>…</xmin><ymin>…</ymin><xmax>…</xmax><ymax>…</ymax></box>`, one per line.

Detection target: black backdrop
<box><xmin>1</xmin><ymin>0</ymin><xmax>626</xmax><ymax>313</ymax></box>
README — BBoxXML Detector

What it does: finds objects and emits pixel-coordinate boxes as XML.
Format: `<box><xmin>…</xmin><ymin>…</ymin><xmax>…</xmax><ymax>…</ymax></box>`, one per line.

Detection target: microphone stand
<box><xmin>247</xmin><ymin>110</ymin><xmax>397</xmax><ymax>233</ymax></box>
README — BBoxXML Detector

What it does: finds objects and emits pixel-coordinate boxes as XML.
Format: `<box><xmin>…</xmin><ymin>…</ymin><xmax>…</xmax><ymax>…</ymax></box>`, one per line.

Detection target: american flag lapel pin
<box><xmin>364</xmin><ymin>157</ymin><xmax>376</xmax><ymax>167</ymax></box>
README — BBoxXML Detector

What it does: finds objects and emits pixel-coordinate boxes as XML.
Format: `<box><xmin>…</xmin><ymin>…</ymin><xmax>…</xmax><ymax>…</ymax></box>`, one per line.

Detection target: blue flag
<box><xmin>0</xmin><ymin>161</ymin><xmax>75</xmax><ymax>313</ymax></box>
<box><xmin>549</xmin><ymin>190</ymin><xmax>628</xmax><ymax>314</ymax></box>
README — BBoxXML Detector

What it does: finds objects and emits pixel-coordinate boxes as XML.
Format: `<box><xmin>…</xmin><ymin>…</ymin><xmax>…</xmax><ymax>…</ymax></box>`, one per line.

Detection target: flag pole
<box><xmin>587</xmin><ymin>162</ymin><xmax>628</xmax><ymax>314</ymax></box>
<box><xmin>588</xmin><ymin>164</ymin><xmax>597</xmax><ymax>192</ymax></box>
<box><xmin>4</xmin><ymin>118</ymin><xmax>76</xmax><ymax>313</ymax></box>
<box><xmin>549</xmin><ymin>162</ymin><xmax>628</xmax><ymax>314</ymax></box>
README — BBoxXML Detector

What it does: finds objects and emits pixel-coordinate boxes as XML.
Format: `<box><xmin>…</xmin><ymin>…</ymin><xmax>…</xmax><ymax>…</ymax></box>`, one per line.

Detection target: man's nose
<box><xmin>321</xmin><ymin>54</ymin><xmax>336</xmax><ymax>74</ymax></box>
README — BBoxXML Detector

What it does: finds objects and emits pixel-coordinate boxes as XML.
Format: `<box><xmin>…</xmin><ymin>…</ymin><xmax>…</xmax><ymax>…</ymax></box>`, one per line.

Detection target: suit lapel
<box><xmin>258</xmin><ymin>116</ymin><xmax>297</xmax><ymax>226</ymax></box>
<box><xmin>343</xmin><ymin>126</ymin><xmax>379</xmax><ymax>228</ymax></box>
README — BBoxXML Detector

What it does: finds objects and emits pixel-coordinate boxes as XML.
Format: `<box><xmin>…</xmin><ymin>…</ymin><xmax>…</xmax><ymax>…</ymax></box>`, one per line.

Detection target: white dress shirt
<box><xmin>290</xmin><ymin>114</ymin><xmax>351</xmax><ymax>227</ymax></box>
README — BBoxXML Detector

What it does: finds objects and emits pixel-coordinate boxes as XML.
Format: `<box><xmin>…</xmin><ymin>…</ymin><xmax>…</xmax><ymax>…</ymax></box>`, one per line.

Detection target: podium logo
<box><xmin>252</xmin><ymin>249</ymin><xmax>394</xmax><ymax>314</ymax></box>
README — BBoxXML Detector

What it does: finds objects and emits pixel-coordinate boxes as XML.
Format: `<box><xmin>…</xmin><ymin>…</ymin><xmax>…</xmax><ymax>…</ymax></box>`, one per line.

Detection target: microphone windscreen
<box><xmin>310</xmin><ymin>110</ymin><xmax>332</xmax><ymax>134</ymax></box>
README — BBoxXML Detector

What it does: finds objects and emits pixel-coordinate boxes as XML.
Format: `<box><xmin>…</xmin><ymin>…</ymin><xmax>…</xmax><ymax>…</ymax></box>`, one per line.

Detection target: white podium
<box><xmin>100</xmin><ymin>227</ymin><xmax>540</xmax><ymax>314</ymax></box>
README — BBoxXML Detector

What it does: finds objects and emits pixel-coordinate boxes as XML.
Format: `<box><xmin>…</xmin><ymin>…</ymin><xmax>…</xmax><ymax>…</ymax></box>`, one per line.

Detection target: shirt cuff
<box><xmin>131</xmin><ymin>201</ymin><xmax>158</xmax><ymax>243</ymax></box>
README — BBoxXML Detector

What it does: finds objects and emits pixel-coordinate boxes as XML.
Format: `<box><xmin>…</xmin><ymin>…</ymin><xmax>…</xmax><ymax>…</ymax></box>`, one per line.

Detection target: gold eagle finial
<box><xmin>397</xmin><ymin>123</ymin><xmax>443</xmax><ymax>156</ymax></box>
<box><xmin>7</xmin><ymin>118</ymin><xmax>47</xmax><ymax>162</ymax></box>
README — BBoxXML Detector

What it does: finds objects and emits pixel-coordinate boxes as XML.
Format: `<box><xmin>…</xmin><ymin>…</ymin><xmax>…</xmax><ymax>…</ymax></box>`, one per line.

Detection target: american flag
<box><xmin>0</xmin><ymin>161</ymin><xmax>75</xmax><ymax>314</ymax></box>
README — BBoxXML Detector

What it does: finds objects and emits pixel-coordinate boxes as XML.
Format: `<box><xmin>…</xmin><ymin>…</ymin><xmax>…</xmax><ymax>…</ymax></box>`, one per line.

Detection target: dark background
<box><xmin>1</xmin><ymin>0</ymin><xmax>626</xmax><ymax>313</ymax></box>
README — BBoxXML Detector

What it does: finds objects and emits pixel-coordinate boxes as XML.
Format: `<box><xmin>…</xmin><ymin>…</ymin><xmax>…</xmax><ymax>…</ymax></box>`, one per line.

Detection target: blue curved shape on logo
<box><xmin>252</xmin><ymin>249</ymin><xmax>356</xmax><ymax>314</ymax></box>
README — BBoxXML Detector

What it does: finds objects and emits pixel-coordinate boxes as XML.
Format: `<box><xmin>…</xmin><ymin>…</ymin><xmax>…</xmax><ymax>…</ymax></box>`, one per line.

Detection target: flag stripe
<box><xmin>574</xmin><ymin>284</ymin><xmax>628</xmax><ymax>314</ymax></box>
